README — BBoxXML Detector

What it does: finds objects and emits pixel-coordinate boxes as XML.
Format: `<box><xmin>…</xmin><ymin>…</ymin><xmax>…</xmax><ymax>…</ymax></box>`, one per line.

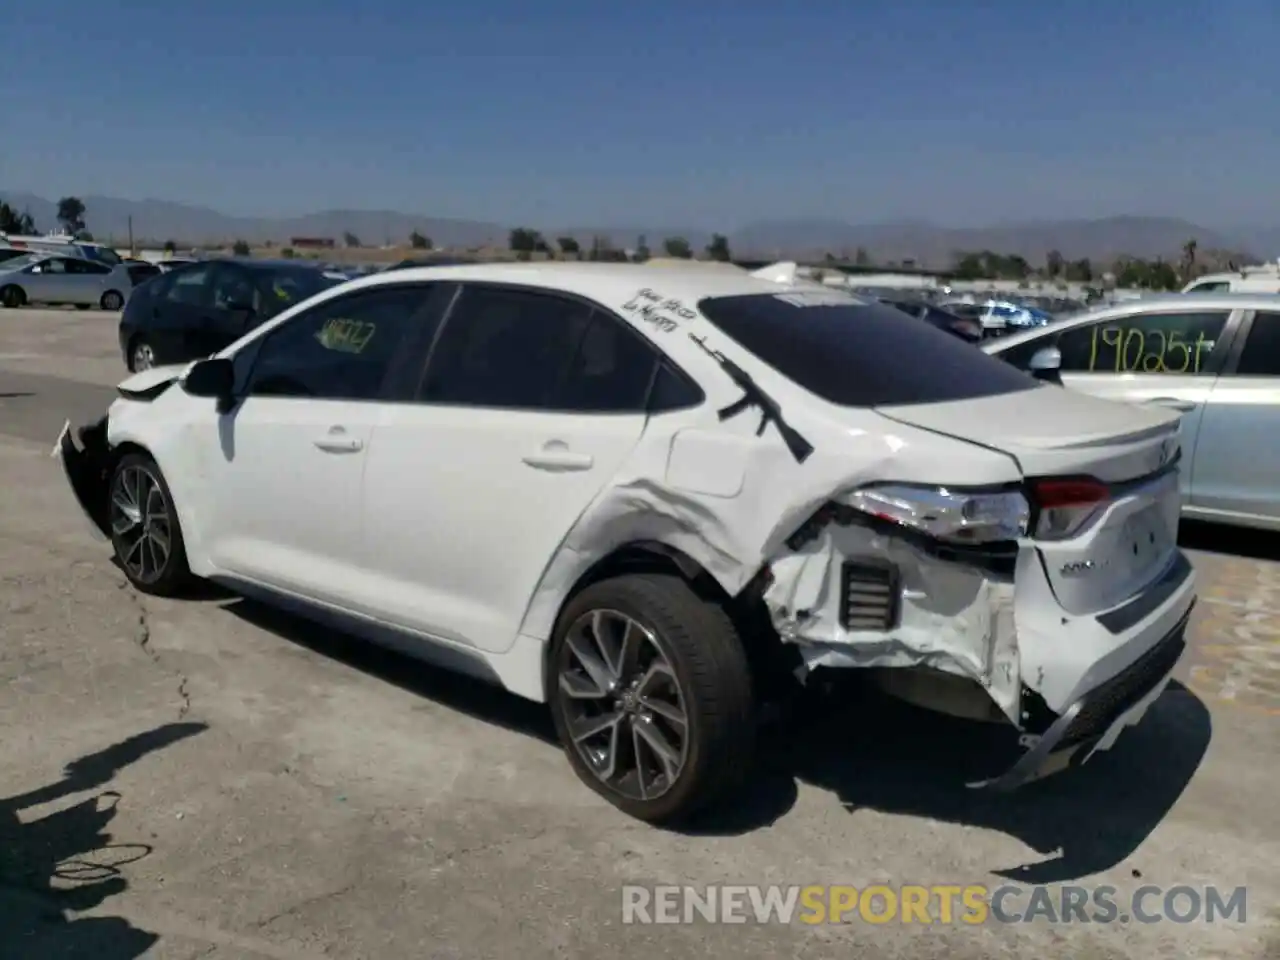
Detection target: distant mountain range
<box><xmin>3</xmin><ymin>190</ymin><xmax>1277</xmax><ymax>266</ymax></box>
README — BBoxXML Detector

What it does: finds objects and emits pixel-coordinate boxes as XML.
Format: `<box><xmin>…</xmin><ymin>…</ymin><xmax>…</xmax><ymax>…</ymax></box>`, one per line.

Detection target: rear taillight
<box><xmin>1031</xmin><ymin>478</ymin><xmax>1110</xmax><ymax>540</ymax></box>
<box><xmin>844</xmin><ymin>483</ymin><xmax>1029</xmax><ymax>545</ymax></box>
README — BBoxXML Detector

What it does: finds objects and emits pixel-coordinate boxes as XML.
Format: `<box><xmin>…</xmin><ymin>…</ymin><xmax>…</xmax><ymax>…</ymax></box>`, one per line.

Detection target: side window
<box><xmin>164</xmin><ymin>265</ymin><xmax>214</xmax><ymax>307</ymax></box>
<box><xmin>43</xmin><ymin>258</ymin><xmax>68</xmax><ymax>274</ymax></box>
<box><xmin>649</xmin><ymin>360</ymin><xmax>704</xmax><ymax>412</ymax></box>
<box><xmin>552</xmin><ymin>313</ymin><xmax>659</xmax><ymax>413</ymax></box>
<box><xmin>65</xmin><ymin>258</ymin><xmax>104</xmax><ymax>274</ymax></box>
<box><xmin>243</xmin><ymin>287</ymin><xmax>428</xmax><ymax>401</ymax></box>
<box><xmin>208</xmin><ymin>264</ymin><xmax>257</xmax><ymax>311</ymax></box>
<box><xmin>1234</xmin><ymin>312</ymin><xmax>1280</xmax><ymax>377</ymax></box>
<box><xmin>1056</xmin><ymin>311</ymin><xmax>1230</xmax><ymax>375</ymax></box>
<box><xmin>1186</xmin><ymin>281</ymin><xmax>1229</xmax><ymax>293</ymax></box>
<box><xmin>419</xmin><ymin>286</ymin><xmax>592</xmax><ymax>409</ymax></box>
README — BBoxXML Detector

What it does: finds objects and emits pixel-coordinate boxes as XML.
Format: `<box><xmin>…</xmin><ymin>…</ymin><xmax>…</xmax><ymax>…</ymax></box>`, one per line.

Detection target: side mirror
<box><xmin>182</xmin><ymin>357</ymin><xmax>235</xmax><ymax>403</ymax></box>
<box><xmin>1028</xmin><ymin>346</ymin><xmax>1063</xmax><ymax>385</ymax></box>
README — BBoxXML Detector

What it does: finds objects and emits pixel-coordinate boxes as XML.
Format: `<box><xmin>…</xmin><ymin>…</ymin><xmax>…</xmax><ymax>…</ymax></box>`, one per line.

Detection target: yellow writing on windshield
<box><xmin>316</xmin><ymin>317</ymin><xmax>376</xmax><ymax>354</ymax></box>
<box><xmin>1088</xmin><ymin>326</ymin><xmax>1212</xmax><ymax>374</ymax></box>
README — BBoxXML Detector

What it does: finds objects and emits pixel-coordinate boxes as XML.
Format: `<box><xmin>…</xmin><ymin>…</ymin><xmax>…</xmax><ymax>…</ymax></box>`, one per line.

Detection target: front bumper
<box><xmin>55</xmin><ymin>416</ymin><xmax>112</xmax><ymax>540</ymax></box>
<box><xmin>971</xmin><ymin>602</ymin><xmax>1191</xmax><ymax>791</ymax></box>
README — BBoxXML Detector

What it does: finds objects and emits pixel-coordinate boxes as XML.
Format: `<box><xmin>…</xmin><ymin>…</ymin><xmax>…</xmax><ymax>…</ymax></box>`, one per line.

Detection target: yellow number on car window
<box><xmin>1164</xmin><ymin>331</ymin><xmax>1190</xmax><ymax>373</ymax></box>
<box><xmin>1142</xmin><ymin>330</ymin><xmax>1166</xmax><ymax>371</ymax></box>
<box><xmin>316</xmin><ymin>317</ymin><xmax>376</xmax><ymax>353</ymax></box>
<box><xmin>1122</xmin><ymin>328</ymin><xmax>1144</xmax><ymax>372</ymax></box>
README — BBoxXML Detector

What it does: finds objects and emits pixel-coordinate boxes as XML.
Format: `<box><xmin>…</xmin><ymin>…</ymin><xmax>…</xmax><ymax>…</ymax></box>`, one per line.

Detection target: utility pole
<box><xmin>127</xmin><ymin>215</ymin><xmax>135</xmax><ymax>255</ymax></box>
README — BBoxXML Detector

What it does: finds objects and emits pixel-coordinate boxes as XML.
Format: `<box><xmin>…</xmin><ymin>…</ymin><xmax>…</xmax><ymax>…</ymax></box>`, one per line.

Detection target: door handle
<box><xmin>1146</xmin><ymin>397</ymin><xmax>1195</xmax><ymax>412</ymax></box>
<box><xmin>313</xmin><ymin>426</ymin><xmax>363</xmax><ymax>453</ymax></box>
<box><xmin>522</xmin><ymin>447</ymin><xmax>594</xmax><ymax>471</ymax></box>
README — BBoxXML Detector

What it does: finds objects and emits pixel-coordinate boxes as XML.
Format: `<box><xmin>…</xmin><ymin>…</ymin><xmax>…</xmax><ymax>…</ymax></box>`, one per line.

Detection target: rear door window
<box><xmin>1233</xmin><ymin>312</ymin><xmax>1280</xmax><ymax>376</ymax></box>
<box><xmin>1054</xmin><ymin>311</ymin><xmax>1230</xmax><ymax>375</ymax></box>
<box><xmin>696</xmin><ymin>293</ymin><xmax>1037</xmax><ymax>407</ymax></box>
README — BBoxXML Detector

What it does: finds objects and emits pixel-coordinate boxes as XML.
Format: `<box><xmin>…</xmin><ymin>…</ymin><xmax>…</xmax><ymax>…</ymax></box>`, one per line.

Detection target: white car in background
<box><xmin>986</xmin><ymin>292</ymin><xmax>1280</xmax><ymax>532</ymax></box>
<box><xmin>0</xmin><ymin>253</ymin><xmax>134</xmax><ymax>310</ymax></box>
<box><xmin>58</xmin><ymin>262</ymin><xmax>1195</xmax><ymax>823</ymax></box>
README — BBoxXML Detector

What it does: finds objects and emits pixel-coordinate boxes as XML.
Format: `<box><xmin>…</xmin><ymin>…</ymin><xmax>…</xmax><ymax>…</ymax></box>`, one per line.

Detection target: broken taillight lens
<box><xmin>845</xmin><ymin>483</ymin><xmax>1030</xmax><ymax>545</ymax></box>
<box><xmin>1030</xmin><ymin>477</ymin><xmax>1110</xmax><ymax>540</ymax></box>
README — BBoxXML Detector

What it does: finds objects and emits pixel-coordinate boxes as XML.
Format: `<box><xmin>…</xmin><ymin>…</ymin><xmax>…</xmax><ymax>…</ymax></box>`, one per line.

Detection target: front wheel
<box><xmin>0</xmin><ymin>285</ymin><xmax>25</xmax><ymax>308</ymax></box>
<box><xmin>101</xmin><ymin>290</ymin><xmax>125</xmax><ymax>311</ymax></box>
<box><xmin>108</xmin><ymin>452</ymin><xmax>193</xmax><ymax>596</ymax></box>
<box><xmin>549</xmin><ymin>573</ymin><xmax>756</xmax><ymax>824</ymax></box>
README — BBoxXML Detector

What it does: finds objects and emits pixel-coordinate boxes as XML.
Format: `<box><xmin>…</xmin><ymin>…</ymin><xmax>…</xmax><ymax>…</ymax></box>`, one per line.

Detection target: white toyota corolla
<box><xmin>58</xmin><ymin>261</ymin><xmax>1196</xmax><ymax>823</ymax></box>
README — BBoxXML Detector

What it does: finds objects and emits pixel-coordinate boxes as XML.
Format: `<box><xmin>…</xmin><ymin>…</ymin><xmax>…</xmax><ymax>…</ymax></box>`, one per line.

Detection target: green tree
<box><xmin>854</xmin><ymin>247</ymin><xmax>871</xmax><ymax>266</ymax></box>
<box><xmin>162</xmin><ymin>239</ymin><xmax>177</xmax><ymax>254</ymax></box>
<box><xmin>1065</xmin><ymin>258</ymin><xmax>1093</xmax><ymax>283</ymax></box>
<box><xmin>634</xmin><ymin>234</ymin><xmax>650</xmax><ymax>262</ymax></box>
<box><xmin>1045</xmin><ymin>249</ymin><xmax>1064</xmax><ymax>279</ymax></box>
<box><xmin>509</xmin><ymin>227</ymin><xmax>541</xmax><ymax>260</ymax></box>
<box><xmin>556</xmin><ymin>236</ymin><xmax>580</xmax><ymax>259</ymax></box>
<box><xmin>232</xmin><ymin>239</ymin><xmax>251</xmax><ymax>256</ymax></box>
<box><xmin>342</xmin><ymin>231</ymin><xmax>361</xmax><ymax>248</ymax></box>
<box><xmin>56</xmin><ymin>196</ymin><xmax>86</xmax><ymax>235</ymax></box>
<box><xmin>1180</xmin><ymin>238</ymin><xmax>1198</xmax><ymax>282</ymax></box>
<box><xmin>662</xmin><ymin>236</ymin><xmax>692</xmax><ymax>259</ymax></box>
<box><xmin>409</xmin><ymin>230</ymin><xmax>431</xmax><ymax>249</ymax></box>
<box><xmin>705</xmin><ymin>233</ymin><xmax>731</xmax><ymax>262</ymax></box>
<box><xmin>0</xmin><ymin>202</ymin><xmax>36</xmax><ymax>233</ymax></box>
<box><xmin>281</xmin><ymin>247</ymin><xmax>296</xmax><ymax>259</ymax></box>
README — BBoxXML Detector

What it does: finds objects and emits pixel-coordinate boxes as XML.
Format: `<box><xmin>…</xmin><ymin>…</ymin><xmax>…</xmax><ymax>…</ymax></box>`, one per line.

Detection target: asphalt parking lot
<box><xmin>1</xmin><ymin>307</ymin><xmax>1277</xmax><ymax>960</ymax></box>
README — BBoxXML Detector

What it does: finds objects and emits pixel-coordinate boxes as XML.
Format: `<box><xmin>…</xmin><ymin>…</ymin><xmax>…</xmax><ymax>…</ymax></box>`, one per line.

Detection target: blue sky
<box><xmin>3</xmin><ymin>0</ymin><xmax>1277</xmax><ymax>229</ymax></box>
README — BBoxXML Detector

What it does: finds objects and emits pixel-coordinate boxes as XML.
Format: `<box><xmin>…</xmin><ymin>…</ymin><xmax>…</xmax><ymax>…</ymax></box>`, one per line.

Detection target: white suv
<box><xmin>58</xmin><ymin>262</ymin><xmax>1196</xmax><ymax>823</ymax></box>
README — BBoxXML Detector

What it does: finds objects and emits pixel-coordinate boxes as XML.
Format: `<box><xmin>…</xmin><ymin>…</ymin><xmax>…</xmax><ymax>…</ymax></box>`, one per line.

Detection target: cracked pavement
<box><xmin>0</xmin><ymin>308</ymin><xmax>1277</xmax><ymax>959</ymax></box>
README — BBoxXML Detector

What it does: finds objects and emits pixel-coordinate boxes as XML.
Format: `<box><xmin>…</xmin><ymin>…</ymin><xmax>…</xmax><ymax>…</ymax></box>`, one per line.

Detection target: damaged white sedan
<box><xmin>57</xmin><ymin>261</ymin><xmax>1196</xmax><ymax>823</ymax></box>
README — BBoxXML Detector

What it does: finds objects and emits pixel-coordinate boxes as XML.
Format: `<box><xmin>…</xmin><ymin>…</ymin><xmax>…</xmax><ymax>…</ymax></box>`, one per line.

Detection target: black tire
<box><xmin>0</xmin><ymin>285</ymin><xmax>25</xmax><ymax>308</ymax></box>
<box><xmin>548</xmin><ymin>573</ymin><xmax>756</xmax><ymax>824</ymax></box>
<box><xmin>108</xmin><ymin>452</ymin><xmax>193</xmax><ymax>596</ymax></box>
<box><xmin>100</xmin><ymin>290</ymin><xmax>125</xmax><ymax>311</ymax></box>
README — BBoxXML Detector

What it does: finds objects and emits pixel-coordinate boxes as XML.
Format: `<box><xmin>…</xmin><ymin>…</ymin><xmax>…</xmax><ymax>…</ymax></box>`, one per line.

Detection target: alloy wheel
<box><xmin>110</xmin><ymin>464</ymin><xmax>172</xmax><ymax>584</ymax></box>
<box><xmin>557</xmin><ymin>609</ymin><xmax>690</xmax><ymax>801</ymax></box>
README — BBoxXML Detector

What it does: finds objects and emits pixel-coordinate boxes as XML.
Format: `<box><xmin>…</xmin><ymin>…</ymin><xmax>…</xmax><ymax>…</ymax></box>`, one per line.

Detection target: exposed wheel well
<box><xmin>110</xmin><ymin>440</ymin><xmax>153</xmax><ymax>469</ymax></box>
<box><xmin>547</xmin><ymin>542</ymin><xmax>799</xmax><ymax>700</ymax></box>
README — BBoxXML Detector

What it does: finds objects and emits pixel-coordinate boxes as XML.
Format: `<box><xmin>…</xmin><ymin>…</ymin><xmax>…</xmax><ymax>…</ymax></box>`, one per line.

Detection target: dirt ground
<box><xmin>0</xmin><ymin>307</ymin><xmax>1276</xmax><ymax>959</ymax></box>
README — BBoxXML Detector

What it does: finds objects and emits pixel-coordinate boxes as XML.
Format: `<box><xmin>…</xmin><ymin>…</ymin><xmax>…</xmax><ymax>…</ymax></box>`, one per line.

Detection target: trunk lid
<box><xmin>874</xmin><ymin>386</ymin><xmax>1181</xmax><ymax>483</ymax></box>
<box><xmin>875</xmin><ymin>386</ymin><xmax>1183</xmax><ymax>617</ymax></box>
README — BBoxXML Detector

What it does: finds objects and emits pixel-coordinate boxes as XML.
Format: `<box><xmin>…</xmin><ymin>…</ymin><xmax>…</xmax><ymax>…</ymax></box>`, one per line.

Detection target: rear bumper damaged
<box><xmin>761</xmin><ymin>521</ymin><xmax>1194</xmax><ymax>790</ymax></box>
<box><xmin>55</xmin><ymin>415</ymin><xmax>112</xmax><ymax>540</ymax></box>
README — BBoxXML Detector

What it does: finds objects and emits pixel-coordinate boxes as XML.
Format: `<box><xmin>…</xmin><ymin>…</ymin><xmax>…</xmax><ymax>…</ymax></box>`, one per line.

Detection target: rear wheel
<box><xmin>0</xmin><ymin>285</ymin><xmax>25</xmax><ymax>308</ymax></box>
<box><xmin>108</xmin><ymin>452</ymin><xmax>193</xmax><ymax>596</ymax></box>
<box><xmin>549</xmin><ymin>573</ymin><xmax>756</xmax><ymax>824</ymax></box>
<box><xmin>101</xmin><ymin>290</ymin><xmax>125</xmax><ymax>311</ymax></box>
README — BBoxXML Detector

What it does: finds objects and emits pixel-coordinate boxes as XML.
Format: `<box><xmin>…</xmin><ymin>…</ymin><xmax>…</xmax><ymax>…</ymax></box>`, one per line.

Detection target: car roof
<box><xmin>217</xmin><ymin>257</ymin><xmax>334</xmax><ymax>271</ymax></box>
<box><xmin>986</xmin><ymin>291</ymin><xmax>1280</xmax><ymax>351</ymax></box>
<box><xmin>336</xmin><ymin>260</ymin><xmax>824</xmax><ymax>306</ymax></box>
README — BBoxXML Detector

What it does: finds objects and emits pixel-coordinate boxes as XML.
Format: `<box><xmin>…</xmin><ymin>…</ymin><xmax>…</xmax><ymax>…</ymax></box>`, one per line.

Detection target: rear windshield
<box><xmin>697</xmin><ymin>293</ymin><xmax>1038</xmax><ymax>407</ymax></box>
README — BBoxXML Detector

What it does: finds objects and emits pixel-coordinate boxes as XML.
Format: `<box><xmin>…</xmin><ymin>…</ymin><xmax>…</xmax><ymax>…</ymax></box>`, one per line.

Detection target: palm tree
<box><xmin>1181</xmin><ymin>239</ymin><xmax>1198</xmax><ymax>282</ymax></box>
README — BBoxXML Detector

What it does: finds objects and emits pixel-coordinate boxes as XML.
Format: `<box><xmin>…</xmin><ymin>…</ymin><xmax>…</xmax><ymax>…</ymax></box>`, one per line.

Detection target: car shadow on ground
<box><xmin>221</xmin><ymin>596</ymin><xmax>1210</xmax><ymax>884</ymax></box>
<box><xmin>0</xmin><ymin>722</ymin><xmax>207</xmax><ymax>960</ymax></box>
<box><xmin>1179</xmin><ymin>519</ymin><xmax>1280</xmax><ymax>563</ymax></box>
